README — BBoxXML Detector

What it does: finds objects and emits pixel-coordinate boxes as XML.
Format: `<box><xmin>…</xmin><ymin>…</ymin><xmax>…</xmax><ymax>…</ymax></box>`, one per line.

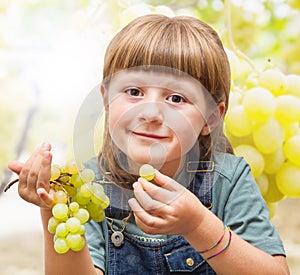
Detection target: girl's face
<box><xmin>102</xmin><ymin>69</ymin><xmax>222</xmax><ymax>176</ymax></box>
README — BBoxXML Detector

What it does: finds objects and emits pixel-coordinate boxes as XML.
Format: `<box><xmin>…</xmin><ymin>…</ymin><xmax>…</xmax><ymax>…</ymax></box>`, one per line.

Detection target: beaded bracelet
<box><xmin>198</xmin><ymin>223</ymin><xmax>227</xmax><ymax>254</ymax></box>
<box><xmin>204</xmin><ymin>227</ymin><xmax>232</xmax><ymax>261</ymax></box>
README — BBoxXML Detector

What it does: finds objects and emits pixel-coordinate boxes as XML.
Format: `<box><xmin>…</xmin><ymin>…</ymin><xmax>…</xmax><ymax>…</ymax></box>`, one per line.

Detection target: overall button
<box><xmin>186</xmin><ymin>257</ymin><xmax>194</xmax><ymax>267</ymax></box>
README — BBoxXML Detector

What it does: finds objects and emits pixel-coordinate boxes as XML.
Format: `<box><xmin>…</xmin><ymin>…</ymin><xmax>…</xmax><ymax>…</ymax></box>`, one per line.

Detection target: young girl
<box><xmin>8</xmin><ymin>14</ymin><xmax>289</xmax><ymax>274</ymax></box>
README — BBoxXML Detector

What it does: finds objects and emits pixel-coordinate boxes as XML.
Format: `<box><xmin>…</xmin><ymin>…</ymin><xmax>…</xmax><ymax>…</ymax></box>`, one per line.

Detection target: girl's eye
<box><xmin>125</xmin><ymin>88</ymin><xmax>143</xmax><ymax>97</ymax></box>
<box><xmin>166</xmin><ymin>94</ymin><xmax>185</xmax><ymax>103</ymax></box>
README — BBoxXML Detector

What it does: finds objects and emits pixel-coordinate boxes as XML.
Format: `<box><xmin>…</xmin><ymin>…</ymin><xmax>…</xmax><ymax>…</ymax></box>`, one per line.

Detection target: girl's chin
<box><xmin>128</xmin><ymin>155</ymin><xmax>166</xmax><ymax>166</ymax></box>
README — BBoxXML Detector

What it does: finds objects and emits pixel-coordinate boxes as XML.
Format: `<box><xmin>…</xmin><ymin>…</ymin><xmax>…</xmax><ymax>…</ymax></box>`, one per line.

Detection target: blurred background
<box><xmin>0</xmin><ymin>0</ymin><xmax>299</xmax><ymax>274</ymax></box>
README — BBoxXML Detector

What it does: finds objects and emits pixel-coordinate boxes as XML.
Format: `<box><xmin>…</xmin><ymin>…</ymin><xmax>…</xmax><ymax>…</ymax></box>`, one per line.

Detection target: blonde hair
<box><xmin>99</xmin><ymin>14</ymin><xmax>233</xmax><ymax>185</ymax></box>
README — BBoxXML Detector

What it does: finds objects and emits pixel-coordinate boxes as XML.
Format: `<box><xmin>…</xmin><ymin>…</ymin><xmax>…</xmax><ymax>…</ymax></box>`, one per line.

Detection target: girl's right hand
<box><xmin>8</xmin><ymin>143</ymin><xmax>55</xmax><ymax>209</ymax></box>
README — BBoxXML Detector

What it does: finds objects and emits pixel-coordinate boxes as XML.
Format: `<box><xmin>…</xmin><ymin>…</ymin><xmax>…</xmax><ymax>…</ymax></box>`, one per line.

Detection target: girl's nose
<box><xmin>137</xmin><ymin>102</ymin><xmax>163</xmax><ymax>123</ymax></box>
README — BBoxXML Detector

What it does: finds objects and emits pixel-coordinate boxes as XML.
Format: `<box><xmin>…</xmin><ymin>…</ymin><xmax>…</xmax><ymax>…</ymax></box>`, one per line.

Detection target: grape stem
<box><xmin>4</xmin><ymin>178</ymin><xmax>19</xmax><ymax>192</ymax></box>
<box><xmin>224</xmin><ymin>0</ymin><xmax>259</xmax><ymax>72</ymax></box>
<box><xmin>4</xmin><ymin>178</ymin><xmax>74</xmax><ymax>192</ymax></box>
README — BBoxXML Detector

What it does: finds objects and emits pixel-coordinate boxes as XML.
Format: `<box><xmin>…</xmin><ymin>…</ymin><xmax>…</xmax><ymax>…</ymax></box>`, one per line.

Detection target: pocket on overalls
<box><xmin>164</xmin><ymin>245</ymin><xmax>214</xmax><ymax>273</ymax></box>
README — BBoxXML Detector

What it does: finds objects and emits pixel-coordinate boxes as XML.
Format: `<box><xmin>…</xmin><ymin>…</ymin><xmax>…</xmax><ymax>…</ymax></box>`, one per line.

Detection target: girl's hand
<box><xmin>8</xmin><ymin>143</ymin><xmax>55</xmax><ymax>209</ymax></box>
<box><xmin>128</xmin><ymin>170</ymin><xmax>207</xmax><ymax>236</ymax></box>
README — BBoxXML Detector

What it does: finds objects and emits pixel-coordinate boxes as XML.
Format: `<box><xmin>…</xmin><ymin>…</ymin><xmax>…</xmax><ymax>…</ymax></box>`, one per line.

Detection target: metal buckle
<box><xmin>186</xmin><ymin>161</ymin><xmax>214</xmax><ymax>172</ymax></box>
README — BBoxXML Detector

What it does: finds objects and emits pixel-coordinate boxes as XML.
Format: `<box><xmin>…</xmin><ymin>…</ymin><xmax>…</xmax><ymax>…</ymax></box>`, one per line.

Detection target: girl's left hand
<box><xmin>128</xmin><ymin>170</ymin><xmax>207</xmax><ymax>236</ymax></box>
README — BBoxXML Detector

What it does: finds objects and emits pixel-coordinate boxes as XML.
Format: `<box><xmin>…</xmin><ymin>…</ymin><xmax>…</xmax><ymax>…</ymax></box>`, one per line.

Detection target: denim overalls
<box><xmin>102</xmin><ymin>161</ymin><xmax>216</xmax><ymax>275</ymax></box>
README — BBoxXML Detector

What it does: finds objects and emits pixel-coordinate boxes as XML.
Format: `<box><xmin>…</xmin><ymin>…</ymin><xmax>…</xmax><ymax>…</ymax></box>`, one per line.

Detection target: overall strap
<box><xmin>100</xmin><ymin>176</ymin><xmax>133</xmax><ymax>220</ymax></box>
<box><xmin>186</xmin><ymin>160</ymin><xmax>214</xmax><ymax>209</ymax></box>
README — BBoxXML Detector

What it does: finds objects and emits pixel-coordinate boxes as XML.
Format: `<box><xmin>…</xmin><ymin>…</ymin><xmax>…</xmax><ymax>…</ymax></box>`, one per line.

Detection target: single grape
<box><xmin>54</xmin><ymin>190</ymin><xmax>68</xmax><ymax>204</ymax></box>
<box><xmin>258</xmin><ymin>69</ymin><xmax>286</xmax><ymax>96</ymax></box>
<box><xmin>66</xmin><ymin>233</ymin><xmax>84</xmax><ymax>250</ymax></box>
<box><xmin>80</xmin><ymin>183</ymin><xmax>93</xmax><ymax>198</ymax></box>
<box><xmin>52</xmin><ymin>203</ymin><xmax>69</xmax><ymax>221</ymax></box>
<box><xmin>100</xmin><ymin>196</ymin><xmax>110</xmax><ymax>209</ymax></box>
<box><xmin>47</xmin><ymin>216</ymin><xmax>60</xmax><ymax>235</ymax></box>
<box><xmin>252</xmin><ymin>117</ymin><xmax>284</xmax><ymax>154</ymax></box>
<box><xmin>79</xmin><ymin>224</ymin><xmax>86</xmax><ymax>235</ymax></box>
<box><xmin>74</xmin><ymin>208</ymin><xmax>90</xmax><ymax>224</ymax></box>
<box><xmin>274</xmin><ymin>95</ymin><xmax>300</xmax><ymax>124</ymax></box>
<box><xmin>79</xmin><ymin>168</ymin><xmax>95</xmax><ymax>183</ymax></box>
<box><xmin>55</xmin><ymin>222</ymin><xmax>69</xmax><ymax>238</ymax></box>
<box><xmin>224</xmin><ymin>105</ymin><xmax>253</xmax><ymax>137</ymax></box>
<box><xmin>73</xmin><ymin>192</ymin><xmax>91</xmax><ymax>205</ymax></box>
<box><xmin>91</xmin><ymin>187</ymin><xmax>106</xmax><ymax>205</ymax></box>
<box><xmin>66</xmin><ymin>217</ymin><xmax>81</xmax><ymax>233</ymax></box>
<box><xmin>139</xmin><ymin>164</ymin><xmax>156</xmax><ymax>181</ymax></box>
<box><xmin>71</xmin><ymin>236</ymin><xmax>85</xmax><ymax>252</ymax></box>
<box><xmin>87</xmin><ymin>201</ymin><xmax>102</xmax><ymax>216</ymax></box>
<box><xmin>263</xmin><ymin>148</ymin><xmax>285</xmax><ymax>174</ymax></box>
<box><xmin>242</xmin><ymin>87</ymin><xmax>276</xmax><ymax>124</ymax></box>
<box><xmin>276</xmin><ymin>162</ymin><xmax>300</xmax><ymax>198</ymax></box>
<box><xmin>283</xmin><ymin>135</ymin><xmax>300</xmax><ymax>166</ymax></box>
<box><xmin>54</xmin><ymin>238</ymin><xmax>69</xmax><ymax>254</ymax></box>
<box><xmin>91</xmin><ymin>210</ymin><xmax>106</xmax><ymax>222</ymax></box>
<box><xmin>234</xmin><ymin>144</ymin><xmax>265</xmax><ymax>178</ymax></box>
<box><xmin>90</xmin><ymin>182</ymin><xmax>104</xmax><ymax>193</ymax></box>
<box><xmin>285</xmin><ymin>74</ymin><xmax>300</xmax><ymax>97</ymax></box>
<box><xmin>69</xmin><ymin>201</ymin><xmax>80</xmax><ymax>213</ymax></box>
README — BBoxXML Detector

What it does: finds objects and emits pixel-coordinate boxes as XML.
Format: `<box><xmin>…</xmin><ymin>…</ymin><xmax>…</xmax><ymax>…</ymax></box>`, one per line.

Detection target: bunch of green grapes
<box><xmin>48</xmin><ymin>162</ymin><xmax>109</xmax><ymax>254</ymax></box>
<box><xmin>225</xmin><ymin>50</ymin><xmax>300</xmax><ymax>217</ymax></box>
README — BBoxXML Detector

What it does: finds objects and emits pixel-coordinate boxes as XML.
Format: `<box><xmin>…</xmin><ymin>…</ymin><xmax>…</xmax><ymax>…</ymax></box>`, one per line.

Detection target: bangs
<box><xmin>103</xmin><ymin>16</ymin><xmax>204</xmax><ymax>82</ymax></box>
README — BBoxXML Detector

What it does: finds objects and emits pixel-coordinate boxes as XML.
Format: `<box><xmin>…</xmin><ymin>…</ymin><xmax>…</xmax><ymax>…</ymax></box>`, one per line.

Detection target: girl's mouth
<box><xmin>132</xmin><ymin>131</ymin><xmax>168</xmax><ymax>140</ymax></box>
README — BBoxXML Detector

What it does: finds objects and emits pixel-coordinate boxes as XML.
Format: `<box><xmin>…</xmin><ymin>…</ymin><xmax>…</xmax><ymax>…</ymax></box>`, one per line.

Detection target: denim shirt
<box><xmin>101</xmin><ymin>160</ymin><xmax>216</xmax><ymax>275</ymax></box>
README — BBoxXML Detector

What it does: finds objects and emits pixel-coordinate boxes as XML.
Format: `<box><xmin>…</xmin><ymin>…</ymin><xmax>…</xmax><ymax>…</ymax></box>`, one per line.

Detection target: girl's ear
<box><xmin>200</xmin><ymin>102</ymin><xmax>226</xmax><ymax>135</ymax></box>
<box><xmin>101</xmin><ymin>84</ymin><xmax>108</xmax><ymax>111</ymax></box>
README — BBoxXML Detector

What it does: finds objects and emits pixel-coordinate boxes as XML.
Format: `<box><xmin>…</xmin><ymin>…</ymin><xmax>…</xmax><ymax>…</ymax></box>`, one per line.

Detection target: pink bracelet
<box><xmin>204</xmin><ymin>227</ymin><xmax>232</xmax><ymax>261</ymax></box>
<box><xmin>198</xmin><ymin>223</ymin><xmax>227</xmax><ymax>254</ymax></box>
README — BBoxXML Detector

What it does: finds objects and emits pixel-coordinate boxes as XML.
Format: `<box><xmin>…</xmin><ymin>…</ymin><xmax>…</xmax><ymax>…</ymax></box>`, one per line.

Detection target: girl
<box><xmin>8</xmin><ymin>14</ymin><xmax>289</xmax><ymax>274</ymax></box>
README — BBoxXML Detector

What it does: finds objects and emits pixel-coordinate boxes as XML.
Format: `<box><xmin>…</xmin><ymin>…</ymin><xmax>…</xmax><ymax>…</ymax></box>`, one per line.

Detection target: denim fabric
<box><xmin>103</xmin><ymin>161</ymin><xmax>217</xmax><ymax>275</ymax></box>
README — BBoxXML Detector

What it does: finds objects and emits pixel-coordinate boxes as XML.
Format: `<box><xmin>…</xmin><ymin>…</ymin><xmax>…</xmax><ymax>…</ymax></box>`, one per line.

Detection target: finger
<box><xmin>137</xmin><ymin>177</ymin><xmax>173</xmax><ymax>203</ymax></box>
<box><xmin>134</xmin><ymin>214</ymin><xmax>163</xmax><ymax>235</ymax></box>
<box><xmin>23</xmin><ymin>144</ymin><xmax>51</xmax><ymax>194</ymax></box>
<box><xmin>132</xmin><ymin>181</ymin><xmax>168</xmax><ymax>212</ymax></box>
<box><xmin>155</xmin><ymin>170</ymin><xmax>185</xmax><ymax>192</ymax></box>
<box><xmin>36</xmin><ymin>151</ymin><xmax>52</xmax><ymax>191</ymax></box>
<box><xmin>128</xmin><ymin>198</ymin><xmax>163</xmax><ymax>231</ymax></box>
<box><xmin>19</xmin><ymin>143</ymin><xmax>51</xmax><ymax>189</ymax></box>
<box><xmin>37</xmin><ymin>188</ymin><xmax>55</xmax><ymax>208</ymax></box>
<box><xmin>8</xmin><ymin>160</ymin><xmax>24</xmax><ymax>175</ymax></box>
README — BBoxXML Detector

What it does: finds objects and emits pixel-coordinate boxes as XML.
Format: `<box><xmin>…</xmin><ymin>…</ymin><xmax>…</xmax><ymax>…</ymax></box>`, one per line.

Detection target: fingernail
<box><xmin>128</xmin><ymin>198</ymin><xmax>133</xmax><ymax>204</ymax></box>
<box><xmin>42</xmin><ymin>142</ymin><xmax>50</xmax><ymax>148</ymax></box>
<box><xmin>43</xmin><ymin>151</ymin><xmax>51</xmax><ymax>160</ymax></box>
<box><xmin>132</xmin><ymin>182</ymin><xmax>138</xmax><ymax>189</ymax></box>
